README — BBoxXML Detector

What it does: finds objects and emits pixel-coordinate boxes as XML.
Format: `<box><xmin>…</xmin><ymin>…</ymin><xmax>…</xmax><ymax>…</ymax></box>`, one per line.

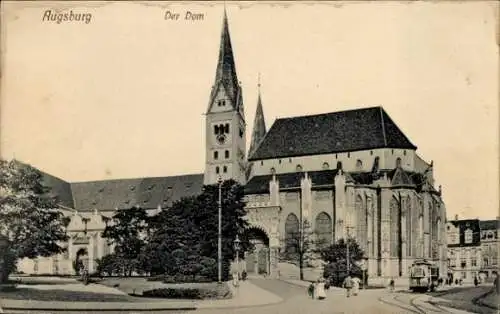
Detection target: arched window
<box><xmin>223</xmin><ymin>166</ymin><xmax>228</xmax><ymax>173</ymax></box>
<box><xmin>224</xmin><ymin>150</ymin><xmax>229</xmax><ymax>159</ymax></box>
<box><xmin>315</xmin><ymin>212</ymin><xmax>332</xmax><ymax>247</ymax></box>
<box><xmin>285</xmin><ymin>214</ymin><xmax>300</xmax><ymax>255</ymax></box>
<box><xmin>214</xmin><ymin>125</ymin><xmax>219</xmax><ymax>135</ymax></box>
<box><xmin>336</xmin><ymin>161</ymin><xmax>342</xmax><ymax>170</ymax></box>
<box><xmin>436</xmin><ymin>219</ymin><xmax>441</xmax><ymax>241</ymax></box>
<box><xmin>296</xmin><ymin>164</ymin><xmax>303</xmax><ymax>172</ymax></box>
<box><xmin>390</xmin><ymin>197</ymin><xmax>401</xmax><ymax>259</ymax></box>
<box><xmin>356</xmin><ymin>159</ymin><xmax>363</xmax><ymax>170</ymax></box>
<box><xmin>322</xmin><ymin>162</ymin><xmax>329</xmax><ymax>170</ymax></box>
<box><xmin>372</xmin><ymin>156</ymin><xmax>380</xmax><ymax>172</ymax></box>
<box><xmin>216</xmin><ymin>166</ymin><xmax>220</xmax><ymax>174</ymax></box>
<box><xmin>213</xmin><ymin>151</ymin><xmax>219</xmax><ymax>160</ymax></box>
<box><xmin>224</xmin><ymin>123</ymin><xmax>230</xmax><ymax>133</ymax></box>
<box><xmin>270</xmin><ymin>167</ymin><xmax>276</xmax><ymax>175</ymax></box>
<box><xmin>355</xmin><ymin>195</ymin><xmax>367</xmax><ymax>252</ymax></box>
<box><xmin>396</xmin><ymin>157</ymin><xmax>402</xmax><ymax>168</ymax></box>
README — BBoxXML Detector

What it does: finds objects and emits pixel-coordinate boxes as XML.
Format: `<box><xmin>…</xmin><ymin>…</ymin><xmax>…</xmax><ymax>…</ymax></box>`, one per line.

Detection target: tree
<box><xmin>320</xmin><ymin>238</ymin><xmax>367</xmax><ymax>287</ymax></box>
<box><xmin>0</xmin><ymin>159</ymin><xmax>69</xmax><ymax>282</ymax></box>
<box><xmin>141</xmin><ymin>179</ymin><xmax>251</xmax><ymax>281</ymax></box>
<box><xmin>280</xmin><ymin>219</ymin><xmax>319</xmax><ymax>281</ymax></box>
<box><xmin>101</xmin><ymin>206</ymin><xmax>149</xmax><ymax>276</ymax></box>
<box><xmin>195</xmin><ymin>180</ymin><xmax>251</xmax><ymax>280</ymax></box>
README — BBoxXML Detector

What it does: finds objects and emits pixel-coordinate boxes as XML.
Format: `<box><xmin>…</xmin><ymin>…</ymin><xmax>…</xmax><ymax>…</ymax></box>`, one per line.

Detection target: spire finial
<box><xmin>258</xmin><ymin>72</ymin><xmax>261</xmax><ymax>89</ymax></box>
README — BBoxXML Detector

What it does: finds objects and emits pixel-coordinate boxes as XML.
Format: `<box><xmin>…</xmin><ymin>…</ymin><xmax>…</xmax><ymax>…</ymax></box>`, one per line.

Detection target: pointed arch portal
<box><xmin>244</xmin><ymin>227</ymin><xmax>270</xmax><ymax>275</ymax></box>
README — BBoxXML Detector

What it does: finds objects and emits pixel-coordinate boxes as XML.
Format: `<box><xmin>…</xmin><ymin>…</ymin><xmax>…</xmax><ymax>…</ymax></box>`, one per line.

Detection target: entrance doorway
<box><xmin>245</xmin><ymin>228</ymin><xmax>270</xmax><ymax>276</ymax></box>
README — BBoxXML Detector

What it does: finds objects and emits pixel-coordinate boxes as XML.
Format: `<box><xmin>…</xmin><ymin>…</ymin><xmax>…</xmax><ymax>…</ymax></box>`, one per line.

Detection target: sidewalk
<box><xmin>280</xmin><ymin>278</ymin><xmax>344</xmax><ymax>293</ymax></box>
<box><xmin>0</xmin><ymin>281</ymin><xmax>282</xmax><ymax>312</ymax></box>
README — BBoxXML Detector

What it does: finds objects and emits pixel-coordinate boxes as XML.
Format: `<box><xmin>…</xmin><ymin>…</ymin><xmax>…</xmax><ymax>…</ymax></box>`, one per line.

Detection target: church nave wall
<box><xmin>250</xmin><ymin>148</ymin><xmax>416</xmax><ymax>177</ymax></box>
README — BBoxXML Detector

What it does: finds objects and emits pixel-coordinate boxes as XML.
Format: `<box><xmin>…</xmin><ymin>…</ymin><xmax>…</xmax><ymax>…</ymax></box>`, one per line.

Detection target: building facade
<box><xmin>446</xmin><ymin>218</ymin><xmax>482</xmax><ymax>283</ymax></box>
<box><xmin>17</xmin><ymin>10</ymin><xmax>448</xmax><ymax>280</ymax></box>
<box><xmin>446</xmin><ymin>217</ymin><xmax>500</xmax><ymax>283</ymax></box>
<box><xmin>479</xmin><ymin>219</ymin><xmax>499</xmax><ymax>280</ymax></box>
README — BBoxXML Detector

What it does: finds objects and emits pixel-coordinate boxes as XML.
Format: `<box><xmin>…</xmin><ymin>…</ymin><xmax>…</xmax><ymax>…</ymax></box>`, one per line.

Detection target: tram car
<box><xmin>409</xmin><ymin>259</ymin><xmax>439</xmax><ymax>292</ymax></box>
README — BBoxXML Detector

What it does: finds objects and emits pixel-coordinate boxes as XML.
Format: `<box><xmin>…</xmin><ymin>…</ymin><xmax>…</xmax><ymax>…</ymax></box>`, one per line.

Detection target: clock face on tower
<box><xmin>216</xmin><ymin>134</ymin><xmax>226</xmax><ymax>145</ymax></box>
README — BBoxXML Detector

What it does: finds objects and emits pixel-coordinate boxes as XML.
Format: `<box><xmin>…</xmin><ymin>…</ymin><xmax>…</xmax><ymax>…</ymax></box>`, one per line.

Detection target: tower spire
<box><xmin>212</xmin><ymin>8</ymin><xmax>239</xmax><ymax>104</ymax></box>
<box><xmin>249</xmin><ymin>75</ymin><xmax>267</xmax><ymax>157</ymax></box>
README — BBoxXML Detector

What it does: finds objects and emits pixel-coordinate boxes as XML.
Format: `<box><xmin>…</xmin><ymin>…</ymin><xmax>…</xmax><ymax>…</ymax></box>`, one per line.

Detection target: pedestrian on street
<box><xmin>352</xmin><ymin>276</ymin><xmax>361</xmax><ymax>296</ymax></box>
<box><xmin>389</xmin><ymin>278</ymin><xmax>395</xmax><ymax>292</ymax></box>
<box><xmin>343</xmin><ymin>274</ymin><xmax>354</xmax><ymax>298</ymax></box>
<box><xmin>308</xmin><ymin>282</ymin><xmax>315</xmax><ymax>299</ymax></box>
<box><xmin>315</xmin><ymin>278</ymin><xmax>327</xmax><ymax>300</ymax></box>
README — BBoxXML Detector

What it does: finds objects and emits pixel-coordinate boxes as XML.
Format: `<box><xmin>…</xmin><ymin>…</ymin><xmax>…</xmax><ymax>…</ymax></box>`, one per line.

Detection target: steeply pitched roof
<box><xmin>249</xmin><ymin>106</ymin><xmax>417</xmax><ymax>161</ymax></box>
<box><xmin>70</xmin><ymin>174</ymin><xmax>204</xmax><ymax>211</ymax></box>
<box><xmin>208</xmin><ymin>10</ymin><xmax>241</xmax><ymax>111</ymax></box>
<box><xmin>249</xmin><ymin>88</ymin><xmax>267</xmax><ymax>157</ymax></box>
<box><xmin>41</xmin><ymin>171</ymin><xmax>75</xmax><ymax>209</ymax></box>
<box><xmin>480</xmin><ymin>219</ymin><xmax>500</xmax><ymax>231</ymax></box>
<box><xmin>391</xmin><ymin>167</ymin><xmax>413</xmax><ymax>186</ymax></box>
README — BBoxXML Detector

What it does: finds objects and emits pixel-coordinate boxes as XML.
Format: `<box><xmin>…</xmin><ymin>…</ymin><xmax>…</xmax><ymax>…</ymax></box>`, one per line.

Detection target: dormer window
<box><xmin>356</xmin><ymin>159</ymin><xmax>363</xmax><ymax>170</ymax></box>
<box><xmin>322</xmin><ymin>162</ymin><xmax>329</xmax><ymax>170</ymax></box>
<box><xmin>270</xmin><ymin>167</ymin><xmax>276</xmax><ymax>175</ymax></box>
<box><xmin>296</xmin><ymin>165</ymin><xmax>303</xmax><ymax>172</ymax></box>
<box><xmin>336</xmin><ymin>161</ymin><xmax>343</xmax><ymax>170</ymax></box>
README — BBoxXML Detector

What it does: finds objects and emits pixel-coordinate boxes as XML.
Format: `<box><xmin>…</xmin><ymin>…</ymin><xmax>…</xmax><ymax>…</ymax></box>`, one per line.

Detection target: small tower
<box><xmin>204</xmin><ymin>9</ymin><xmax>247</xmax><ymax>185</ymax></box>
<box><xmin>249</xmin><ymin>74</ymin><xmax>267</xmax><ymax>158</ymax></box>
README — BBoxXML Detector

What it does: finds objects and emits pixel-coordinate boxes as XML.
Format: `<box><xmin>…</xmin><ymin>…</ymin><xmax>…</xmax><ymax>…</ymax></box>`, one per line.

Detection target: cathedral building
<box><xmin>17</xmin><ymin>10</ymin><xmax>448</xmax><ymax>280</ymax></box>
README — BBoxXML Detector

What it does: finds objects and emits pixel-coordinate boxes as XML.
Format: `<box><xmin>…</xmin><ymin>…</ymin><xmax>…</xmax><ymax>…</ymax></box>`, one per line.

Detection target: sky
<box><xmin>1</xmin><ymin>1</ymin><xmax>498</xmax><ymax>220</ymax></box>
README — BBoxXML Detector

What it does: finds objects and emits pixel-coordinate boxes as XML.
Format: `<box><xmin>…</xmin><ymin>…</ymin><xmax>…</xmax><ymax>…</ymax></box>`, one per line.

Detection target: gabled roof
<box><xmin>70</xmin><ymin>174</ymin><xmax>204</xmax><ymax>211</ymax></box>
<box><xmin>391</xmin><ymin>167</ymin><xmax>413</xmax><ymax>186</ymax></box>
<box><xmin>249</xmin><ymin>106</ymin><xmax>417</xmax><ymax>161</ymax></box>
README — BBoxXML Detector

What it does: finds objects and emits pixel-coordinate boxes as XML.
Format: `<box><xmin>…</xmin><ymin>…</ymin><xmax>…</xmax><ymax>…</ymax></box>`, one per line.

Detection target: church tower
<box><xmin>204</xmin><ymin>10</ymin><xmax>247</xmax><ymax>185</ymax></box>
<box><xmin>249</xmin><ymin>76</ymin><xmax>267</xmax><ymax>158</ymax></box>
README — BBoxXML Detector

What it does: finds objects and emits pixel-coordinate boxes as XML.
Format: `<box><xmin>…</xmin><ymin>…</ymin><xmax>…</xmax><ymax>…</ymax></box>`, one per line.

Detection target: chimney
<box><xmin>455</xmin><ymin>214</ymin><xmax>459</xmax><ymax>221</ymax></box>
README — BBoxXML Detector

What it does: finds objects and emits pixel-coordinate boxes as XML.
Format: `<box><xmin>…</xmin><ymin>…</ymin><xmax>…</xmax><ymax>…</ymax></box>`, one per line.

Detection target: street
<box><xmin>5</xmin><ymin>279</ymin><xmax>497</xmax><ymax>314</ymax></box>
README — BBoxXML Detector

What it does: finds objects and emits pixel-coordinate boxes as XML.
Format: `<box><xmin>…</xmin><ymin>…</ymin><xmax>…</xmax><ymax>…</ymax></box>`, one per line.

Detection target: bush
<box><xmin>323</xmin><ymin>261</ymin><xmax>367</xmax><ymax>287</ymax></box>
<box><xmin>162</xmin><ymin>275</ymin><xmax>212</xmax><ymax>283</ymax></box>
<box><xmin>142</xmin><ymin>285</ymin><xmax>232</xmax><ymax>299</ymax></box>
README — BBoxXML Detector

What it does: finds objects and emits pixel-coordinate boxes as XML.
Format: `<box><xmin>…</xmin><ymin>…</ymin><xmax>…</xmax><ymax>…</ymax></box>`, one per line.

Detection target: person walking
<box><xmin>352</xmin><ymin>276</ymin><xmax>361</xmax><ymax>296</ymax></box>
<box><xmin>389</xmin><ymin>278</ymin><xmax>395</xmax><ymax>292</ymax></box>
<box><xmin>343</xmin><ymin>274</ymin><xmax>354</xmax><ymax>298</ymax></box>
<box><xmin>308</xmin><ymin>282</ymin><xmax>315</xmax><ymax>299</ymax></box>
<box><xmin>315</xmin><ymin>278</ymin><xmax>327</xmax><ymax>300</ymax></box>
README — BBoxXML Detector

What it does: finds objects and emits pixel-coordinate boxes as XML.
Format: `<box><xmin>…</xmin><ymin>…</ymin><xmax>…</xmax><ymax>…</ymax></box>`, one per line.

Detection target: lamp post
<box><xmin>217</xmin><ymin>176</ymin><xmax>223</xmax><ymax>284</ymax></box>
<box><xmin>234</xmin><ymin>234</ymin><xmax>241</xmax><ymax>286</ymax></box>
